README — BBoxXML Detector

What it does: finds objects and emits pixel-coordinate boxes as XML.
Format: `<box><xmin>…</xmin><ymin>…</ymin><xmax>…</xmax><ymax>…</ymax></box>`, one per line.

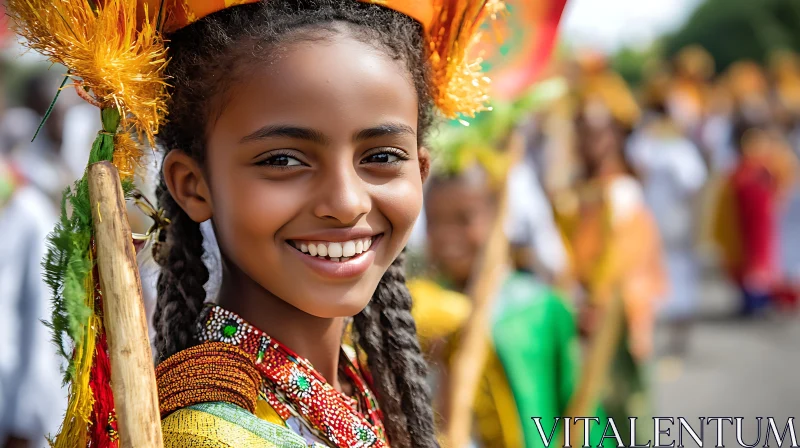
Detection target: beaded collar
<box><xmin>197</xmin><ymin>305</ymin><xmax>387</xmax><ymax>448</ymax></box>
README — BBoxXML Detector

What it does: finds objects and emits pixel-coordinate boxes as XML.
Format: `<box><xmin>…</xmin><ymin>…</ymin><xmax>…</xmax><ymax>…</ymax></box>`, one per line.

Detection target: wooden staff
<box><xmin>560</xmin><ymin>294</ymin><xmax>625</xmax><ymax>448</ymax></box>
<box><xmin>89</xmin><ymin>161</ymin><xmax>164</xmax><ymax>447</ymax></box>
<box><xmin>445</xmin><ymin>131</ymin><xmax>526</xmax><ymax>448</ymax></box>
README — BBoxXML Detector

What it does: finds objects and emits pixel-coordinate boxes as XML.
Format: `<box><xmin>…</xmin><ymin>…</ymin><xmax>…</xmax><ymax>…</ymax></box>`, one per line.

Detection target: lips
<box><xmin>287</xmin><ymin>234</ymin><xmax>382</xmax><ymax>279</ymax></box>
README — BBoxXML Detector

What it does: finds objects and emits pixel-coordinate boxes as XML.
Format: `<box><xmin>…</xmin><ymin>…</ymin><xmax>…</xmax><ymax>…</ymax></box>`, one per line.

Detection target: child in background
<box><xmin>411</xmin><ymin>161</ymin><xmax>609</xmax><ymax>448</ymax></box>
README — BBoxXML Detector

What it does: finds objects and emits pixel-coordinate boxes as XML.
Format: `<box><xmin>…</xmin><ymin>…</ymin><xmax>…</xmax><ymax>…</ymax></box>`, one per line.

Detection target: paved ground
<box><xmin>650</xmin><ymin>188</ymin><xmax>800</xmax><ymax>448</ymax></box>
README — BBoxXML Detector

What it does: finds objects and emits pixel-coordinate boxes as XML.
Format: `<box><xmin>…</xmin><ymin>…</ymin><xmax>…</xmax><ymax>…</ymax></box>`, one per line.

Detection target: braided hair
<box><xmin>152</xmin><ymin>1</ymin><xmax>437</xmax><ymax>447</ymax></box>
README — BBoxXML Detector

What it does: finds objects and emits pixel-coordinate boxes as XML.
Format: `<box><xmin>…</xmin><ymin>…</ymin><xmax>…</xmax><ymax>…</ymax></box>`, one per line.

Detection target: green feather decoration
<box><xmin>40</xmin><ymin>109</ymin><xmax>134</xmax><ymax>383</ymax></box>
<box><xmin>431</xmin><ymin>76</ymin><xmax>569</xmax><ymax>177</ymax></box>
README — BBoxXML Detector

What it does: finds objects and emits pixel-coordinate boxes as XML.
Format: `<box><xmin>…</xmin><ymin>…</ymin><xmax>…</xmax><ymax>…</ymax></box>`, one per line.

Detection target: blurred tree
<box><xmin>611</xmin><ymin>44</ymin><xmax>665</xmax><ymax>88</ymax></box>
<box><xmin>664</xmin><ymin>0</ymin><xmax>800</xmax><ymax>72</ymax></box>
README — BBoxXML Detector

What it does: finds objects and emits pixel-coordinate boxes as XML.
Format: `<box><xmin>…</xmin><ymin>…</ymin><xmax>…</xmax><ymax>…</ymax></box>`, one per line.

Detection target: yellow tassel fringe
<box><xmin>50</xmin><ymin>262</ymin><xmax>99</xmax><ymax>448</ymax></box>
<box><xmin>7</xmin><ymin>0</ymin><xmax>168</xmax><ymax>147</ymax></box>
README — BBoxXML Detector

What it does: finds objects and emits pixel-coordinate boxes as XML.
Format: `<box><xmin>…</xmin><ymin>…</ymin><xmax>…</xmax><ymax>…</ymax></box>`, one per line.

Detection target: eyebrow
<box><xmin>240</xmin><ymin>125</ymin><xmax>329</xmax><ymax>145</ymax></box>
<box><xmin>239</xmin><ymin>122</ymin><xmax>416</xmax><ymax>145</ymax></box>
<box><xmin>353</xmin><ymin>123</ymin><xmax>416</xmax><ymax>142</ymax></box>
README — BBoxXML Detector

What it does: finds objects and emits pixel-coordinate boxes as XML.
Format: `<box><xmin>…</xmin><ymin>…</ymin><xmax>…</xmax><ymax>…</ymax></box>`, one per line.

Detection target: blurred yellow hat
<box><xmin>641</xmin><ymin>68</ymin><xmax>673</xmax><ymax>110</ymax></box>
<box><xmin>769</xmin><ymin>50</ymin><xmax>800</xmax><ymax>114</ymax></box>
<box><xmin>674</xmin><ymin>45</ymin><xmax>715</xmax><ymax>80</ymax></box>
<box><xmin>576</xmin><ymin>69</ymin><xmax>641</xmax><ymax>128</ymax></box>
<box><xmin>725</xmin><ymin>60</ymin><xmax>769</xmax><ymax>101</ymax></box>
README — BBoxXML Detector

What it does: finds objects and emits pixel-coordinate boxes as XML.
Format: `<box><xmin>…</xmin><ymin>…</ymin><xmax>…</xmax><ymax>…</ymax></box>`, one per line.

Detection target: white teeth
<box><xmin>294</xmin><ymin>237</ymin><xmax>376</xmax><ymax>259</ymax></box>
<box><xmin>328</xmin><ymin>242</ymin><xmax>343</xmax><ymax>258</ymax></box>
<box><xmin>342</xmin><ymin>241</ymin><xmax>356</xmax><ymax>257</ymax></box>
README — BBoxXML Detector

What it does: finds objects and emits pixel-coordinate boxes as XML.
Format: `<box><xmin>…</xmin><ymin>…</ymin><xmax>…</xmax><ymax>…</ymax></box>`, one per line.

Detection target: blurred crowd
<box><xmin>0</xmin><ymin>55</ymin><xmax>102</xmax><ymax>444</ymax></box>
<box><xmin>406</xmin><ymin>46</ymin><xmax>800</xmax><ymax>447</ymax></box>
<box><xmin>1</xmin><ymin>12</ymin><xmax>800</xmax><ymax>445</ymax></box>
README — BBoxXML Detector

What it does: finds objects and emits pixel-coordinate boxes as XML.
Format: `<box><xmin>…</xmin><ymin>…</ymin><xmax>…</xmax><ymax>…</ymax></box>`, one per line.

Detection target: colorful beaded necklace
<box><xmin>197</xmin><ymin>305</ymin><xmax>387</xmax><ymax>448</ymax></box>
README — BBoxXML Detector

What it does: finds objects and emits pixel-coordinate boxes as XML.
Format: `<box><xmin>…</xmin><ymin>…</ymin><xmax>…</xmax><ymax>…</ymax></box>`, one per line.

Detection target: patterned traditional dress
<box><xmin>159</xmin><ymin>306</ymin><xmax>386</xmax><ymax>448</ymax></box>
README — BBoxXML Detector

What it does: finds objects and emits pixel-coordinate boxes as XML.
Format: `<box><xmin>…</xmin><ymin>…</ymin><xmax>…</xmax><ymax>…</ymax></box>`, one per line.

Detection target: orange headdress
<box><xmin>135</xmin><ymin>0</ymin><xmax>503</xmax><ymax>119</ymax></box>
<box><xmin>9</xmin><ymin>0</ymin><xmax>503</xmax><ymax>150</ymax></box>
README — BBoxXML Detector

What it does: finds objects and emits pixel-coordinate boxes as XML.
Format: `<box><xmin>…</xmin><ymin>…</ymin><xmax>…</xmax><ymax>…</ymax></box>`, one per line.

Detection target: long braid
<box><xmin>354</xmin><ymin>251</ymin><xmax>438</xmax><ymax>448</ymax></box>
<box><xmin>152</xmin><ymin>178</ymin><xmax>209</xmax><ymax>360</ymax></box>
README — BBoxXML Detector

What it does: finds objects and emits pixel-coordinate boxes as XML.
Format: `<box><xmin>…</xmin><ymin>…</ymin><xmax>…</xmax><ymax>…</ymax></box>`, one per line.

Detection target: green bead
<box><xmin>222</xmin><ymin>324</ymin><xmax>238</xmax><ymax>338</ymax></box>
<box><xmin>296</xmin><ymin>375</ymin><xmax>310</xmax><ymax>391</ymax></box>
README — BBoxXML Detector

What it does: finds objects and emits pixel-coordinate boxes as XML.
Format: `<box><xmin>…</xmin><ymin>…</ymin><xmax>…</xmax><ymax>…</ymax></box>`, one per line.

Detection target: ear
<box><xmin>418</xmin><ymin>146</ymin><xmax>431</xmax><ymax>183</ymax></box>
<box><xmin>162</xmin><ymin>150</ymin><xmax>213</xmax><ymax>223</ymax></box>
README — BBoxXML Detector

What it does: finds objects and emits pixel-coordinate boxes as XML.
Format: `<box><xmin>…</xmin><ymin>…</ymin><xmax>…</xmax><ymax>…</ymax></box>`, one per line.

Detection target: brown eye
<box><xmin>365</xmin><ymin>153</ymin><xmax>397</xmax><ymax>163</ymax></box>
<box><xmin>257</xmin><ymin>154</ymin><xmax>303</xmax><ymax>167</ymax></box>
<box><xmin>361</xmin><ymin>148</ymin><xmax>409</xmax><ymax>165</ymax></box>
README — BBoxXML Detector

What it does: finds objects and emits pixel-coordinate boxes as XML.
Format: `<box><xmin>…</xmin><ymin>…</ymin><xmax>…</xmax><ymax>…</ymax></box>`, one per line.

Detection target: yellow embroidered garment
<box><xmin>162</xmin><ymin>401</ymin><xmax>307</xmax><ymax>447</ymax></box>
<box><xmin>159</xmin><ymin>356</ymin><xmax>368</xmax><ymax>447</ymax></box>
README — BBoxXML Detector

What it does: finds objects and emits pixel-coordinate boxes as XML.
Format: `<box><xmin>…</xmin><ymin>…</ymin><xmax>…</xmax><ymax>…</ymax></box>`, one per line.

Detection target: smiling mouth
<box><xmin>288</xmin><ymin>234</ymin><xmax>381</xmax><ymax>263</ymax></box>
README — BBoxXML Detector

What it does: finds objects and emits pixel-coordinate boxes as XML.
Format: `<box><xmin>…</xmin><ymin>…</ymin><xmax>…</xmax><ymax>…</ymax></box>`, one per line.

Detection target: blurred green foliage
<box><xmin>607</xmin><ymin>0</ymin><xmax>800</xmax><ymax>87</ymax></box>
<box><xmin>664</xmin><ymin>0</ymin><xmax>800</xmax><ymax>71</ymax></box>
<box><xmin>611</xmin><ymin>45</ymin><xmax>664</xmax><ymax>87</ymax></box>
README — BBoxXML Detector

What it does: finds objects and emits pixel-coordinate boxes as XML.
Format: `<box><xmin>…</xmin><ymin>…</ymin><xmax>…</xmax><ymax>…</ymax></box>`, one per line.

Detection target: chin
<box><xmin>291</xmin><ymin>285</ymin><xmax>376</xmax><ymax>318</ymax></box>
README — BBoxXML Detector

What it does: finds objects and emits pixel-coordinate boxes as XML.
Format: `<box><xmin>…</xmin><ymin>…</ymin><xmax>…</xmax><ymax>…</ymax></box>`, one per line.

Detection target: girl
<box><xmin>149</xmin><ymin>0</ymin><xmax>499</xmax><ymax>447</ymax></box>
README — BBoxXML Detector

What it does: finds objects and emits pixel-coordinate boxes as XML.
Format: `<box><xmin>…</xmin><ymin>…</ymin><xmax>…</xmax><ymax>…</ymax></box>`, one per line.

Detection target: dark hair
<box><xmin>151</xmin><ymin>1</ymin><xmax>437</xmax><ymax>447</ymax></box>
<box><xmin>731</xmin><ymin>99</ymin><xmax>775</xmax><ymax>155</ymax></box>
<box><xmin>574</xmin><ymin>113</ymin><xmax>636</xmax><ymax>179</ymax></box>
<box><xmin>424</xmin><ymin>164</ymin><xmax>499</xmax><ymax>204</ymax></box>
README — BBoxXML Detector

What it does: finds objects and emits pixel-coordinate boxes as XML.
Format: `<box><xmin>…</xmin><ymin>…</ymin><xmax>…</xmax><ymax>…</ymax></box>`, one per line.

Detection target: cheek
<box><xmin>374</xmin><ymin>176</ymin><xmax>423</xmax><ymax>249</ymax></box>
<box><xmin>210</xmin><ymin>170</ymin><xmax>297</xmax><ymax>259</ymax></box>
<box><xmin>467</xmin><ymin>217</ymin><xmax>492</xmax><ymax>249</ymax></box>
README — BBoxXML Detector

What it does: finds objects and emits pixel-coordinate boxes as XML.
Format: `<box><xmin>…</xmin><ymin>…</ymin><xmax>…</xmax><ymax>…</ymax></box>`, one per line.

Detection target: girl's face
<box><xmin>166</xmin><ymin>30</ymin><xmax>424</xmax><ymax>318</ymax></box>
<box><xmin>576</xmin><ymin>117</ymin><xmax>622</xmax><ymax>170</ymax></box>
<box><xmin>425</xmin><ymin>180</ymin><xmax>495</xmax><ymax>289</ymax></box>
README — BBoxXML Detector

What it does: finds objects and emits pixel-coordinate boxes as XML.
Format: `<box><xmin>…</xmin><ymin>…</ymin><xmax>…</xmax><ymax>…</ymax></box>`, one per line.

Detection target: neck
<box><xmin>589</xmin><ymin>154</ymin><xmax>626</xmax><ymax>179</ymax></box>
<box><xmin>440</xmin><ymin>270</ymin><xmax>469</xmax><ymax>294</ymax></box>
<box><xmin>217</xmin><ymin>263</ymin><xmax>346</xmax><ymax>391</ymax></box>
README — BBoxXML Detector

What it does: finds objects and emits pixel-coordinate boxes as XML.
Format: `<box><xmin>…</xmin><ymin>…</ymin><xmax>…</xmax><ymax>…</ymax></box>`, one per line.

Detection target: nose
<box><xmin>313</xmin><ymin>161</ymin><xmax>371</xmax><ymax>225</ymax></box>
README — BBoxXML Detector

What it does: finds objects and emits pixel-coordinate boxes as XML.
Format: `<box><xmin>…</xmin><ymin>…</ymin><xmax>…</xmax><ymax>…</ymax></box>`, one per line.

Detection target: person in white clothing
<box><xmin>627</xmin><ymin>107</ymin><xmax>708</xmax><ymax>356</ymax></box>
<box><xmin>0</xmin><ymin>170</ymin><xmax>68</xmax><ymax>448</ymax></box>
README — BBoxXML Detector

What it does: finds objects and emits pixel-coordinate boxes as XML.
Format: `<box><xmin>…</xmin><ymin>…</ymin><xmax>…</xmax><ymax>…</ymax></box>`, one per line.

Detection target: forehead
<box><xmin>209</xmin><ymin>32</ymin><xmax>418</xmax><ymax>140</ymax></box>
<box><xmin>425</xmin><ymin>179</ymin><xmax>493</xmax><ymax>214</ymax></box>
